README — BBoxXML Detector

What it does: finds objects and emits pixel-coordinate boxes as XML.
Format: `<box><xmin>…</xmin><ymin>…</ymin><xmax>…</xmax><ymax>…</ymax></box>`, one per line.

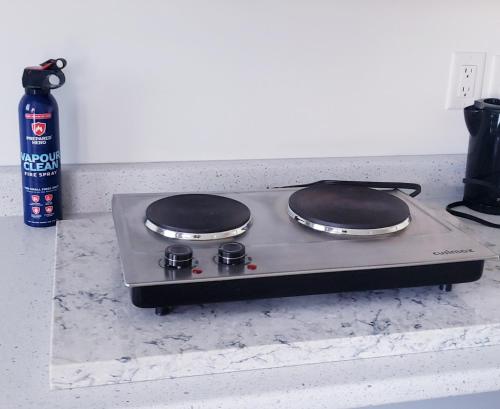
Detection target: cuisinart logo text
<box><xmin>433</xmin><ymin>249</ymin><xmax>475</xmax><ymax>256</ymax></box>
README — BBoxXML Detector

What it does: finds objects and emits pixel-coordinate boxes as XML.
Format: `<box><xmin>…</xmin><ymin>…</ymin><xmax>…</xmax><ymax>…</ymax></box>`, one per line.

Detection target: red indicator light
<box><xmin>247</xmin><ymin>264</ymin><xmax>257</xmax><ymax>270</ymax></box>
<box><xmin>192</xmin><ymin>268</ymin><xmax>203</xmax><ymax>274</ymax></box>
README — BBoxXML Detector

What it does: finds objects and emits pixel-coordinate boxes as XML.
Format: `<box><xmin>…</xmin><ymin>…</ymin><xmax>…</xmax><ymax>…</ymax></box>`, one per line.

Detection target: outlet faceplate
<box><xmin>445</xmin><ymin>52</ymin><xmax>486</xmax><ymax>110</ymax></box>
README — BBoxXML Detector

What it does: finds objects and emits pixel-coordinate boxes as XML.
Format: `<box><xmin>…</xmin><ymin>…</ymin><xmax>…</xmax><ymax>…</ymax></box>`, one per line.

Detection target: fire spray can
<box><xmin>18</xmin><ymin>58</ymin><xmax>67</xmax><ymax>227</ymax></box>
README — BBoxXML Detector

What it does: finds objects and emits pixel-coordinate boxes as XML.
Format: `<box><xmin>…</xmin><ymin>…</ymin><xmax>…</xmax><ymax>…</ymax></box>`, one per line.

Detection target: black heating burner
<box><xmin>288</xmin><ymin>183</ymin><xmax>411</xmax><ymax>235</ymax></box>
<box><xmin>145</xmin><ymin>194</ymin><xmax>251</xmax><ymax>240</ymax></box>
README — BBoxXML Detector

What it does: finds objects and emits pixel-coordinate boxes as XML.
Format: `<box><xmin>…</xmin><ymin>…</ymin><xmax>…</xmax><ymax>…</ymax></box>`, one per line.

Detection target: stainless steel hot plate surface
<box><xmin>112</xmin><ymin>189</ymin><xmax>496</xmax><ymax>287</ymax></box>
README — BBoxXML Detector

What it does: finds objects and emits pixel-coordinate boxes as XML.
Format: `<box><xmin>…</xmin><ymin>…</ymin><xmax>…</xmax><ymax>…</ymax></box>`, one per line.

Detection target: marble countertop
<box><xmin>50</xmin><ymin>208</ymin><xmax>500</xmax><ymax>390</ymax></box>
<box><xmin>2</xmin><ymin>196</ymin><xmax>500</xmax><ymax>409</ymax></box>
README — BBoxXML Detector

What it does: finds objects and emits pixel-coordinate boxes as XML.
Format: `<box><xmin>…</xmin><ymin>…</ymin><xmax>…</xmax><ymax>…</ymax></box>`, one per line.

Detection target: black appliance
<box><xmin>447</xmin><ymin>98</ymin><xmax>500</xmax><ymax>228</ymax></box>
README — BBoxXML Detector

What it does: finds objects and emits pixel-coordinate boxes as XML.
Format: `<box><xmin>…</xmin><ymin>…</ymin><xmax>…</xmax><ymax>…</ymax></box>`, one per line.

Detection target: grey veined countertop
<box><xmin>2</xmin><ymin>194</ymin><xmax>500</xmax><ymax>409</ymax></box>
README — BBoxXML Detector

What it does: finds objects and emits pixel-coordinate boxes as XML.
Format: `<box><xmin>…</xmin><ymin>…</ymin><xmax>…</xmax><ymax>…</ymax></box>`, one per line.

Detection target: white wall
<box><xmin>2</xmin><ymin>0</ymin><xmax>500</xmax><ymax>166</ymax></box>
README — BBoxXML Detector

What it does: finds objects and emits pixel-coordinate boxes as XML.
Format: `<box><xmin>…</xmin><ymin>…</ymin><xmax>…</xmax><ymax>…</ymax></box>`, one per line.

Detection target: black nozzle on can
<box><xmin>22</xmin><ymin>58</ymin><xmax>67</xmax><ymax>92</ymax></box>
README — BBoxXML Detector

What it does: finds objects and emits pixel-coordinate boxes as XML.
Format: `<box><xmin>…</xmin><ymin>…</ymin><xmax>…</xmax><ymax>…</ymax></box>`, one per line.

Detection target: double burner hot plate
<box><xmin>112</xmin><ymin>181</ymin><xmax>497</xmax><ymax>314</ymax></box>
<box><xmin>145</xmin><ymin>183</ymin><xmax>411</xmax><ymax>240</ymax></box>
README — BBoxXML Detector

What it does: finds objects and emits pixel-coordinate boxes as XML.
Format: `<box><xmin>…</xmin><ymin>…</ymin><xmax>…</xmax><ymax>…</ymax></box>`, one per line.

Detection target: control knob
<box><xmin>165</xmin><ymin>245</ymin><xmax>193</xmax><ymax>268</ymax></box>
<box><xmin>218</xmin><ymin>242</ymin><xmax>246</xmax><ymax>265</ymax></box>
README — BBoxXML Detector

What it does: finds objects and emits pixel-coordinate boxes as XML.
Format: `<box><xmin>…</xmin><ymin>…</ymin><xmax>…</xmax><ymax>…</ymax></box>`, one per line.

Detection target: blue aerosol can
<box><xmin>18</xmin><ymin>58</ymin><xmax>67</xmax><ymax>227</ymax></box>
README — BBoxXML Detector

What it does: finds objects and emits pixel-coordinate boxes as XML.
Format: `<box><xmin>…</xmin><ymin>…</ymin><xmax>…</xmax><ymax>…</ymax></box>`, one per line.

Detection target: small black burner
<box><xmin>288</xmin><ymin>183</ymin><xmax>411</xmax><ymax>235</ymax></box>
<box><xmin>145</xmin><ymin>194</ymin><xmax>251</xmax><ymax>240</ymax></box>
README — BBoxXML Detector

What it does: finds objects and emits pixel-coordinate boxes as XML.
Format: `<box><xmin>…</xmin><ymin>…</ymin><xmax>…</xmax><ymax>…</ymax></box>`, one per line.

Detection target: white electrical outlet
<box><xmin>445</xmin><ymin>52</ymin><xmax>486</xmax><ymax>110</ymax></box>
<box><xmin>457</xmin><ymin>65</ymin><xmax>476</xmax><ymax>98</ymax></box>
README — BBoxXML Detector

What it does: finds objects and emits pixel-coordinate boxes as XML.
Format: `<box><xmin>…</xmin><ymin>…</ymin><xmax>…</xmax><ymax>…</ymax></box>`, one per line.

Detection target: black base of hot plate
<box><xmin>130</xmin><ymin>260</ymin><xmax>484</xmax><ymax>315</ymax></box>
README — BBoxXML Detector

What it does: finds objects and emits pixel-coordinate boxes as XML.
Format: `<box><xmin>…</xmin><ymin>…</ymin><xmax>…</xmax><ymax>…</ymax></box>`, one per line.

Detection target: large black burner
<box><xmin>288</xmin><ymin>183</ymin><xmax>411</xmax><ymax>235</ymax></box>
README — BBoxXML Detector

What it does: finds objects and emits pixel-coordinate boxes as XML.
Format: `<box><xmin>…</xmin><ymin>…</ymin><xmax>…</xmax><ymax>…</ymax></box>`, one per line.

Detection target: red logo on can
<box><xmin>32</xmin><ymin>207</ymin><xmax>41</xmax><ymax>215</ymax></box>
<box><xmin>44</xmin><ymin>194</ymin><xmax>53</xmax><ymax>202</ymax></box>
<box><xmin>31</xmin><ymin>195</ymin><xmax>40</xmax><ymax>203</ymax></box>
<box><xmin>45</xmin><ymin>206</ymin><xmax>54</xmax><ymax>214</ymax></box>
<box><xmin>31</xmin><ymin>122</ymin><xmax>46</xmax><ymax>136</ymax></box>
